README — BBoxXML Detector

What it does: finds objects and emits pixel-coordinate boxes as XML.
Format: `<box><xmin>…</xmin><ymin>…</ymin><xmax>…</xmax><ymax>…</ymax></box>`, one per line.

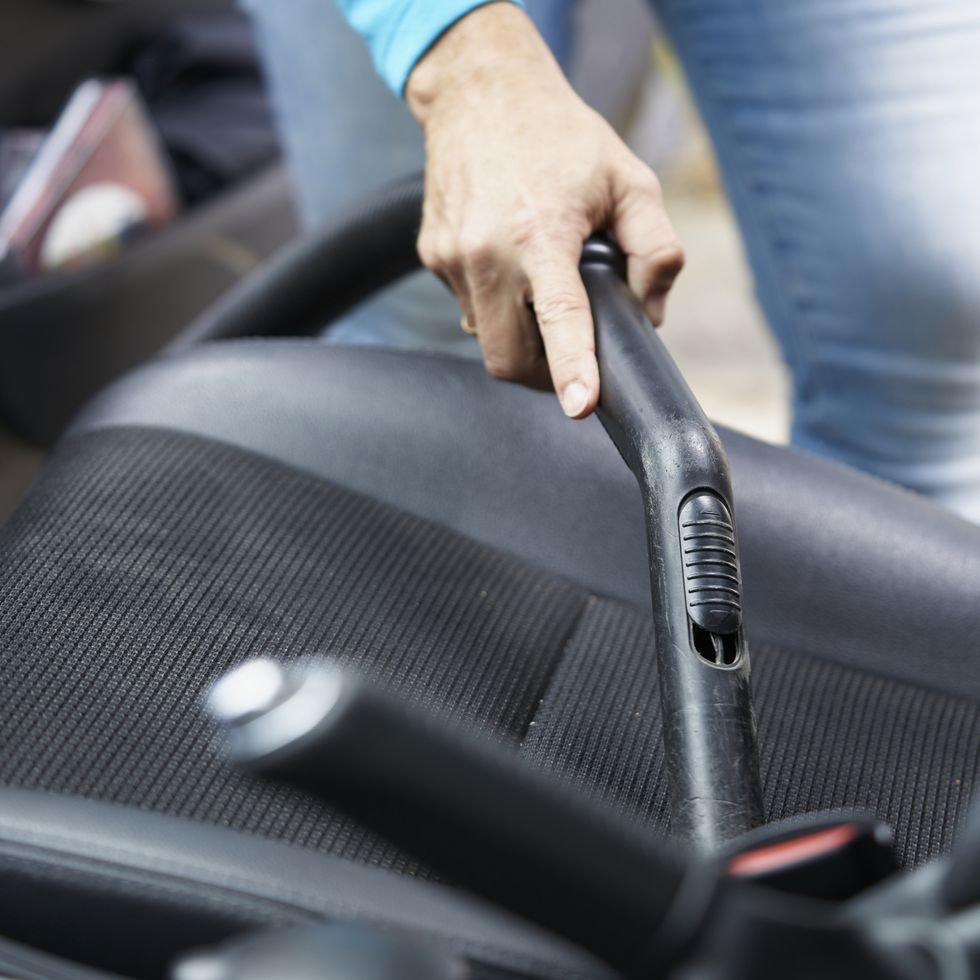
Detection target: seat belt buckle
<box><xmin>725</xmin><ymin>814</ymin><xmax>900</xmax><ymax>901</ymax></box>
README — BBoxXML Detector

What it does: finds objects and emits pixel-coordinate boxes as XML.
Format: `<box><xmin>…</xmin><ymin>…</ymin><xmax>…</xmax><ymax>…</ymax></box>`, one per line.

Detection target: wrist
<box><xmin>406</xmin><ymin>3</ymin><xmax>565</xmax><ymax>127</ymax></box>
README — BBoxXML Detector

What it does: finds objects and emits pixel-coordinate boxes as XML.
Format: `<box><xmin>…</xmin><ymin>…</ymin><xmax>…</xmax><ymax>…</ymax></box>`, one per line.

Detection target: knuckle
<box><xmin>639</xmin><ymin>170</ymin><xmax>663</xmax><ymax>200</ymax></box>
<box><xmin>483</xmin><ymin>351</ymin><xmax>521</xmax><ymax>381</ymax></box>
<box><xmin>418</xmin><ymin>230</ymin><xmax>450</xmax><ymax>273</ymax></box>
<box><xmin>510</xmin><ymin>205</ymin><xmax>564</xmax><ymax>251</ymax></box>
<box><xmin>456</xmin><ymin>230</ymin><xmax>498</xmax><ymax>277</ymax></box>
<box><xmin>546</xmin><ymin>353</ymin><xmax>585</xmax><ymax>383</ymax></box>
<box><xmin>483</xmin><ymin>342</ymin><xmax>536</xmax><ymax>382</ymax></box>
<box><xmin>622</xmin><ymin>161</ymin><xmax>662</xmax><ymax>202</ymax></box>
<box><xmin>510</xmin><ymin>206</ymin><xmax>586</xmax><ymax>265</ymax></box>
<box><xmin>510</xmin><ymin>207</ymin><xmax>541</xmax><ymax>250</ymax></box>
<box><xmin>417</xmin><ymin>231</ymin><xmax>436</xmax><ymax>267</ymax></box>
<box><xmin>484</xmin><ymin>360</ymin><xmax>513</xmax><ymax>381</ymax></box>
<box><xmin>654</xmin><ymin>240</ymin><xmax>685</xmax><ymax>275</ymax></box>
<box><xmin>534</xmin><ymin>292</ymin><xmax>589</xmax><ymax>329</ymax></box>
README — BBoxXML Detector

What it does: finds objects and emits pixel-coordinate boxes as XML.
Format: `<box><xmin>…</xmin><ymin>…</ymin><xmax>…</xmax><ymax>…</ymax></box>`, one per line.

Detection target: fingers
<box><xmin>422</xmin><ymin>224</ymin><xmax>595</xmax><ymax>414</ymax></box>
<box><xmin>416</xmin><ymin>159</ymin><xmax>681</xmax><ymax>420</ymax></box>
<box><xmin>469</xmin><ymin>258</ymin><xmax>550</xmax><ymax>389</ymax></box>
<box><xmin>421</xmin><ymin>220</ymin><xmax>602</xmax><ymax>418</ymax></box>
<box><xmin>421</xmin><ymin>219</ymin><xmax>550</xmax><ymax>386</ymax></box>
<box><xmin>525</xmin><ymin>248</ymin><xmax>598</xmax><ymax>418</ymax></box>
<box><xmin>612</xmin><ymin>169</ymin><xmax>685</xmax><ymax>325</ymax></box>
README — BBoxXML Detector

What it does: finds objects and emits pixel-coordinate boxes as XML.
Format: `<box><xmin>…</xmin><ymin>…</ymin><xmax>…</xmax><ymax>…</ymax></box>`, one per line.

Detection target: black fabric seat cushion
<box><xmin>0</xmin><ymin>427</ymin><xmax>977</xmax><ymax>873</ymax></box>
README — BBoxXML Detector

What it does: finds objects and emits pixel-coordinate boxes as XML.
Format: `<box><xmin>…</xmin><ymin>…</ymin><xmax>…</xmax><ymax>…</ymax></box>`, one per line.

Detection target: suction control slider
<box><xmin>582</xmin><ymin>235</ymin><xmax>764</xmax><ymax>848</ymax></box>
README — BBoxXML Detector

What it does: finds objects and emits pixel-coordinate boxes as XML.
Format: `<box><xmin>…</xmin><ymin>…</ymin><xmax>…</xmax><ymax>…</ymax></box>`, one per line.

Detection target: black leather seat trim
<box><xmin>72</xmin><ymin>341</ymin><xmax>980</xmax><ymax>701</ymax></box>
<box><xmin>0</xmin><ymin>788</ymin><xmax>612</xmax><ymax>980</ymax></box>
<box><xmin>0</xmin><ymin>935</ymin><xmax>119</xmax><ymax>980</ymax></box>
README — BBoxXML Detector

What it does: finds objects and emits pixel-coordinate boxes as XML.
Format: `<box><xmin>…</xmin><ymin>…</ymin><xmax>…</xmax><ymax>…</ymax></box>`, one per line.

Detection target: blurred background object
<box><xmin>0</xmin><ymin>0</ymin><xmax>232</xmax><ymax>126</ymax></box>
<box><xmin>0</xmin><ymin>0</ymin><xmax>295</xmax><ymax>450</ymax></box>
<box><xmin>0</xmin><ymin>130</ymin><xmax>45</xmax><ymax>211</ymax></box>
<box><xmin>0</xmin><ymin>0</ymin><xmax>299</xmax><ymax>517</ymax></box>
<box><xmin>0</xmin><ymin>78</ymin><xmax>180</xmax><ymax>282</ymax></box>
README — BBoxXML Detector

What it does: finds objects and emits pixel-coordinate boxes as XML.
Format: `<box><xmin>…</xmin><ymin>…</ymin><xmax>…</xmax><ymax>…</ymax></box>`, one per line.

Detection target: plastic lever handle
<box><xmin>580</xmin><ymin>237</ymin><xmax>765</xmax><ymax>850</ymax></box>
<box><xmin>208</xmin><ymin>659</ymin><xmax>717</xmax><ymax>979</ymax></box>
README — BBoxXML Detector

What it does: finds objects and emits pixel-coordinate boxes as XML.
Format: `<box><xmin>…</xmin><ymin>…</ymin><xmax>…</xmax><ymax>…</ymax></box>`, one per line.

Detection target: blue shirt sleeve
<box><xmin>336</xmin><ymin>0</ymin><xmax>525</xmax><ymax>96</ymax></box>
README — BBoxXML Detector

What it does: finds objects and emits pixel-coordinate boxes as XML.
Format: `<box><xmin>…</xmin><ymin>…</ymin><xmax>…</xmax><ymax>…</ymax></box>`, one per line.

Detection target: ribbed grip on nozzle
<box><xmin>679</xmin><ymin>493</ymin><xmax>743</xmax><ymax>634</ymax></box>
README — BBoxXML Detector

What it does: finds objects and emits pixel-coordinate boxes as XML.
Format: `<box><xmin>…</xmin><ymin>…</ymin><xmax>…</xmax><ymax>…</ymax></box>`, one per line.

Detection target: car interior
<box><xmin>0</xmin><ymin>172</ymin><xmax>978</xmax><ymax>978</ymax></box>
<box><xmin>2</xmin><ymin>5</ymin><xmax>980</xmax><ymax>979</ymax></box>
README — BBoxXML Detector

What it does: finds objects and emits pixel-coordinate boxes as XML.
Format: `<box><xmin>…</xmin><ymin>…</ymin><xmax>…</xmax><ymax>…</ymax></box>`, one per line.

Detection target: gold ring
<box><xmin>460</xmin><ymin>314</ymin><xmax>478</xmax><ymax>336</ymax></box>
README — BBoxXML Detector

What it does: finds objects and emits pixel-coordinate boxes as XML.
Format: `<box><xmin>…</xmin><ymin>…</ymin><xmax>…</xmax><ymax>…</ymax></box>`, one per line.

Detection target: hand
<box><xmin>407</xmin><ymin>3</ymin><xmax>684</xmax><ymax>418</ymax></box>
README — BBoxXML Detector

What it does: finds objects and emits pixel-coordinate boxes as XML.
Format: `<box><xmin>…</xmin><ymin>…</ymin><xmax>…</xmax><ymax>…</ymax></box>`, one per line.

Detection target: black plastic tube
<box><xmin>582</xmin><ymin>238</ymin><xmax>765</xmax><ymax>849</ymax></box>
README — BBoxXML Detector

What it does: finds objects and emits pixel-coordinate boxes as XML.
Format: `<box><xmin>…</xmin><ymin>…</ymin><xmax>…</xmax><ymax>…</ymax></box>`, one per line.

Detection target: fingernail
<box><xmin>560</xmin><ymin>382</ymin><xmax>589</xmax><ymax>418</ymax></box>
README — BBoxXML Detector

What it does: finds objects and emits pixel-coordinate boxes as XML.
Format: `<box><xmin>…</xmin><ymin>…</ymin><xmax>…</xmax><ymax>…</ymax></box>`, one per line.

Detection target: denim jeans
<box><xmin>656</xmin><ymin>1</ymin><xmax>980</xmax><ymax>521</ymax></box>
<box><xmin>242</xmin><ymin>0</ymin><xmax>980</xmax><ymax>521</ymax></box>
